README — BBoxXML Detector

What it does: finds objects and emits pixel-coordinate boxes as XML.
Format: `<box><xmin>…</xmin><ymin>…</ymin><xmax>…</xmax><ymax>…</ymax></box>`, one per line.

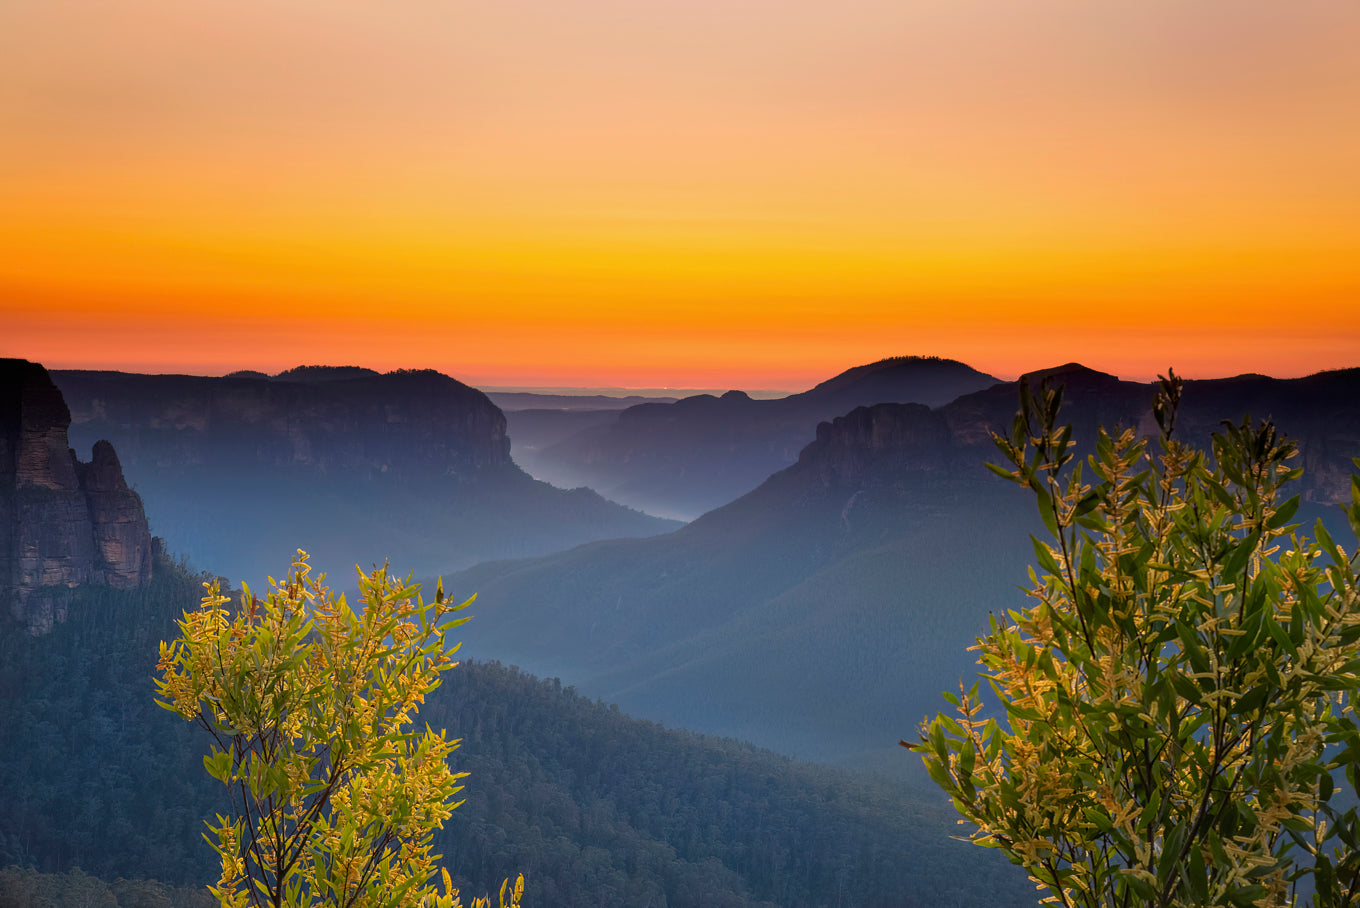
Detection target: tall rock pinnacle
<box><xmin>1</xmin><ymin>359</ymin><xmax>153</xmax><ymax>633</ymax></box>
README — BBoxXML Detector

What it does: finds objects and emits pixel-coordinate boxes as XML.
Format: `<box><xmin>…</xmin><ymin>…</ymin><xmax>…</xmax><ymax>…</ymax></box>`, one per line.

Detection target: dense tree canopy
<box><xmin>0</xmin><ymin>550</ymin><xmax>1030</xmax><ymax>907</ymax></box>
<box><xmin>156</xmin><ymin>554</ymin><xmax>495</xmax><ymax>908</ymax></box>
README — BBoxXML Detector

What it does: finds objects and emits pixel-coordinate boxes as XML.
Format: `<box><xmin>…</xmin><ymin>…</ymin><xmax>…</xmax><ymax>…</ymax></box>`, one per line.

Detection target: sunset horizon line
<box><xmin>9</xmin><ymin>350</ymin><xmax>1358</xmax><ymax>398</ymax></box>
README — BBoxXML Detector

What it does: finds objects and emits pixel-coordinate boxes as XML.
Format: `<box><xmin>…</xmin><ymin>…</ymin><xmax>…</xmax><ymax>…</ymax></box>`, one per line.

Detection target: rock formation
<box><xmin>804</xmin><ymin>402</ymin><xmax>951</xmax><ymax>486</ymax></box>
<box><xmin>786</xmin><ymin>362</ymin><xmax>1360</xmax><ymax>509</ymax></box>
<box><xmin>80</xmin><ymin>440</ymin><xmax>155</xmax><ymax>588</ymax></box>
<box><xmin>1</xmin><ymin>359</ymin><xmax>153</xmax><ymax>634</ymax></box>
<box><xmin>52</xmin><ymin>366</ymin><xmax>511</xmax><ymax>478</ymax></box>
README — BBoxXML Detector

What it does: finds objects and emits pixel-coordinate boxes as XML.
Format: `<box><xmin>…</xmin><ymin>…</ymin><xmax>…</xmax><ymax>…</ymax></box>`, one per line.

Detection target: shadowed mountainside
<box><xmin>449</xmin><ymin>364</ymin><xmax>1360</xmax><ymax>774</ymax></box>
<box><xmin>517</xmin><ymin>356</ymin><xmax>1000</xmax><ymax>519</ymax></box>
<box><xmin>51</xmin><ymin>367</ymin><xmax>678</xmax><ymax>582</ymax></box>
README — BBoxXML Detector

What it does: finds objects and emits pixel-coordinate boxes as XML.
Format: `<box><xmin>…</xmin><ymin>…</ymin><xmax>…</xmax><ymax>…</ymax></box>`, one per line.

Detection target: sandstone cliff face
<box><xmin>1</xmin><ymin>360</ymin><xmax>153</xmax><ymax>634</ymax></box>
<box><xmin>804</xmin><ymin>403</ymin><xmax>950</xmax><ymax>486</ymax></box>
<box><xmin>793</xmin><ymin>364</ymin><xmax>1360</xmax><ymax>507</ymax></box>
<box><xmin>80</xmin><ymin>440</ymin><xmax>155</xmax><ymax>589</ymax></box>
<box><xmin>53</xmin><ymin>367</ymin><xmax>510</xmax><ymax>479</ymax></box>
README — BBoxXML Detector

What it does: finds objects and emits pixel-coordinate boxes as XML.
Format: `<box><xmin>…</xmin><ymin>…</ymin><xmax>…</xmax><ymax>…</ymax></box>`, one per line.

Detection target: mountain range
<box><xmin>508</xmin><ymin>356</ymin><xmax>1000</xmax><ymax>519</ymax></box>
<box><xmin>49</xmin><ymin>366</ymin><xmax>678</xmax><ymax>583</ymax></box>
<box><xmin>8</xmin><ymin>352</ymin><xmax>1360</xmax><ymax>903</ymax></box>
<box><xmin>449</xmin><ymin>363</ymin><xmax>1360</xmax><ymax>775</ymax></box>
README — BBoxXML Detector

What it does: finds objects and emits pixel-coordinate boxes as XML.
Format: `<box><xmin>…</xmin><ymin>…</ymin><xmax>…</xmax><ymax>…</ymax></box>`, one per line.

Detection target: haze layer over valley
<box><xmin>51</xmin><ymin>367</ymin><xmax>679</xmax><ymax>583</ymax></box>
<box><xmin>3</xmin><ymin>356</ymin><xmax>1045</xmax><ymax>905</ymax></box>
<box><xmin>452</xmin><ymin>363</ymin><xmax>1360</xmax><ymax>773</ymax></box>
<box><xmin>37</xmin><ymin>354</ymin><xmax>1360</xmax><ymax>778</ymax></box>
<box><xmin>506</xmin><ymin>357</ymin><xmax>999</xmax><ymax>520</ymax></box>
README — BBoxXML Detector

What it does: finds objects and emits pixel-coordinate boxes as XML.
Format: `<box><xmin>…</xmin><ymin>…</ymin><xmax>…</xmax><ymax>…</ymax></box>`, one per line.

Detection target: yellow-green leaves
<box><xmin>913</xmin><ymin>373</ymin><xmax>1360</xmax><ymax>908</ymax></box>
<box><xmin>156</xmin><ymin>552</ymin><xmax>477</xmax><ymax>908</ymax></box>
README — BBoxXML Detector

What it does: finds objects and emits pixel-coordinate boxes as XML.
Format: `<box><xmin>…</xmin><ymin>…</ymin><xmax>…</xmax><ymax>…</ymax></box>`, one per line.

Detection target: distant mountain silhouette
<box><xmin>50</xmin><ymin>367</ymin><xmax>678</xmax><ymax>582</ymax></box>
<box><xmin>449</xmin><ymin>364</ymin><xmax>1360</xmax><ymax>774</ymax></box>
<box><xmin>518</xmin><ymin>356</ymin><xmax>1000</xmax><ymax>519</ymax></box>
<box><xmin>272</xmin><ymin>364</ymin><xmax>382</xmax><ymax>382</ymax></box>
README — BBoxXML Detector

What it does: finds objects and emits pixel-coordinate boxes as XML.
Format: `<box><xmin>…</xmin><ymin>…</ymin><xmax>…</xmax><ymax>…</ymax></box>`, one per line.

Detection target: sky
<box><xmin>2</xmin><ymin>0</ymin><xmax>1358</xmax><ymax>391</ymax></box>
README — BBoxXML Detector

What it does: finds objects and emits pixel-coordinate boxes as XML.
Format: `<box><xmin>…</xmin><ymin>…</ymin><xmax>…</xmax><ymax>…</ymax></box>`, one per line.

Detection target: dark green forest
<box><xmin>0</xmin><ymin>556</ymin><xmax>1033</xmax><ymax>907</ymax></box>
<box><xmin>0</xmin><ymin>866</ymin><xmax>215</xmax><ymax>908</ymax></box>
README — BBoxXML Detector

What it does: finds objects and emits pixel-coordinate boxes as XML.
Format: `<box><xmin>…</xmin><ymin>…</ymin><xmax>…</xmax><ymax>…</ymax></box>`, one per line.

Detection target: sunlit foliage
<box><xmin>914</xmin><ymin>374</ymin><xmax>1360</xmax><ymax>907</ymax></box>
<box><xmin>156</xmin><ymin>552</ymin><xmax>520</xmax><ymax>908</ymax></box>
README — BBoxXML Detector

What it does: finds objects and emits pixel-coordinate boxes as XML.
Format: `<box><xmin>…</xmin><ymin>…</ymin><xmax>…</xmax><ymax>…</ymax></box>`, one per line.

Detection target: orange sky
<box><xmin>2</xmin><ymin>0</ymin><xmax>1358</xmax><ymax>390</ymax></box>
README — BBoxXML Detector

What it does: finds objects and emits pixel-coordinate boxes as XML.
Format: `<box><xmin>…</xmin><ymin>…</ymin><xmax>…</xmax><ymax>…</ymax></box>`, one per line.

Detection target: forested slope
<box><xmin>430</xmin><ymin>660</ymin><xmax>1031</xmax><ymax>907</ymax></box>
<box><xmin>0</xmin><ymin>556</ymin><xmax>1031</xmax><ymax>907</ymax></box>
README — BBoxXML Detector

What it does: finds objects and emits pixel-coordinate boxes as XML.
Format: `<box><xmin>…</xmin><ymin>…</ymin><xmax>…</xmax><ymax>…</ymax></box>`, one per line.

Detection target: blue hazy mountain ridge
<box><xmin>516</xmin><ymin>356</ymin><xmax>1001</xmax><ymax>520</ymax></box>
<box><xmin>502</xmin><ymin>407</ymin><xmax>629</xmax><ymax>470</ymax></box>
<box><xmin>49</xmin><ymin>367</ymin><xmax>679</xmax><ymax>583</ymax></box>
<box><xmin>448</xmin><ymin>363</ymin><xmax>1360</xmax><ymax>774</ymax></box>
<box><xmin>488</xmin><ymin>392</ymin><xmax>684</xmax><ymax>473</ymax></box>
